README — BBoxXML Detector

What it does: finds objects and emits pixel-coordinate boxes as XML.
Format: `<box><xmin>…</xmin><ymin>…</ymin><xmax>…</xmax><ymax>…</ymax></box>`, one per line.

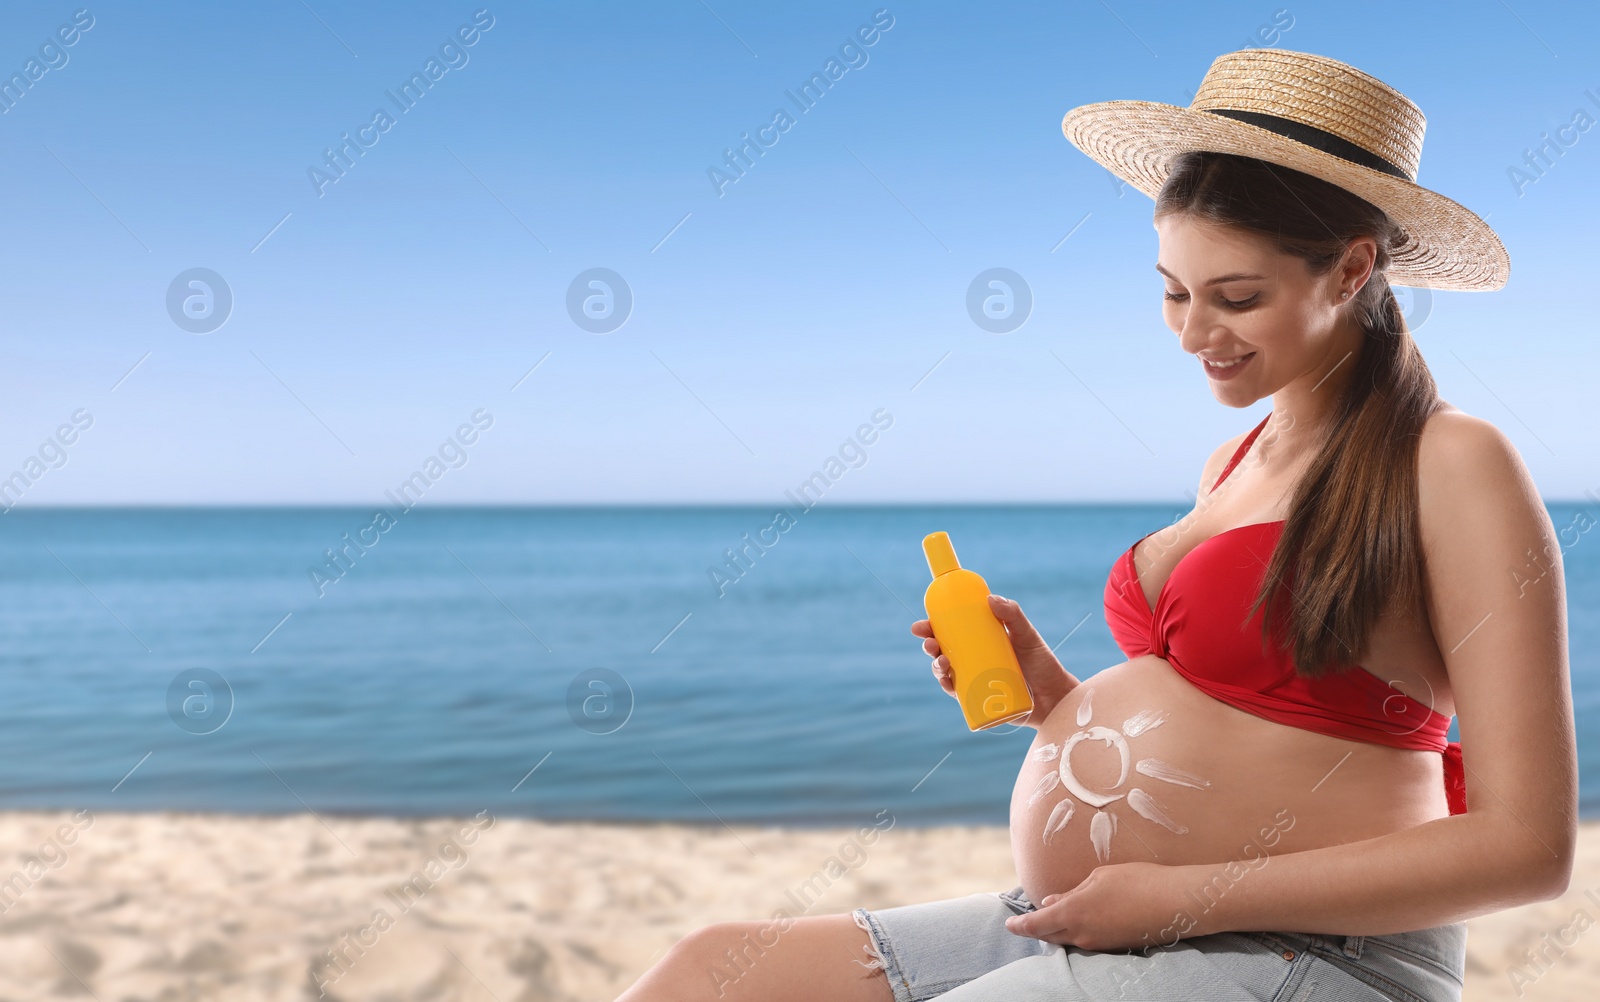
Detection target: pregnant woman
<box><xmin>617</xmin><ymin>48</ymin><xmax>1576</xmax><ymax>1002</ymax></box>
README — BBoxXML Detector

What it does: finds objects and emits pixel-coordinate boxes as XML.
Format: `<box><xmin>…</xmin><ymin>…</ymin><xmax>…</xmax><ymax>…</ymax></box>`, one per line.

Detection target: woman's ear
<box><xmin>1338</xmin><ymin>236</ymin><xmax>1378</xmax><ymax>301</ymax></box>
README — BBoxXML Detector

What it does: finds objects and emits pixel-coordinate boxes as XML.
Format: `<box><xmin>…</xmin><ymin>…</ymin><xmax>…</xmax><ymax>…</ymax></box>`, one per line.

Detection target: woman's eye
<box><xmin>1162</xmin><ymin>291</ymin><xmax>1257</xmax><ymax>310</ymax></box>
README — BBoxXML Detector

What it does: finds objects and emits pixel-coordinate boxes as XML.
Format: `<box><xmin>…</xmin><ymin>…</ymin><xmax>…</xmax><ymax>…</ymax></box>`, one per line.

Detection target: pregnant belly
<box><xmin>1010</xmin><ymin>655</ymin><xmax>1449</xmax><ymax>908</ymax></box>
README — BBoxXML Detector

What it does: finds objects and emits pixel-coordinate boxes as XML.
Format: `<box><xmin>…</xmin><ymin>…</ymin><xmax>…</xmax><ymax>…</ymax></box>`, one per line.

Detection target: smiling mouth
<box><xmin>1202</xmin><ymin>352</ymin><xmax>1255</xmax><ymax>370</ymax></box>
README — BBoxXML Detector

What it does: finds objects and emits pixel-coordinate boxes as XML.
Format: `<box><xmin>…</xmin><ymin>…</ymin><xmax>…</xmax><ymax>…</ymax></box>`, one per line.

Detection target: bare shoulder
<box><xmin>1196</xmin><ymin>426</ymin><xmax>1253</xmax><ymax>497</ymax></box>
<box><xmin>1417</xmin><ymin>404</ymin><xmax>1543</xmax><ymax>519</ymax></box>
<box><xmin>1415</xmin><ymin>402</ymin><xmax>1555</xmax><ymax>580</ymax></box>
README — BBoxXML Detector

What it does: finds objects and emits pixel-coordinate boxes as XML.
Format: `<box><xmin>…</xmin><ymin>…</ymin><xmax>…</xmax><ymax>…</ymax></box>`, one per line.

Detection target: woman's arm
<box><xmin>1187</xmin><ymin>411</ymin><xmax>1576</xmax><ymax>936</ymax></box>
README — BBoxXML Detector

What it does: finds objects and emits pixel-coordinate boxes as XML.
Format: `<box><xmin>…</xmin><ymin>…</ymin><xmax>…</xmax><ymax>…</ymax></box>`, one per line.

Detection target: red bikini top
<box><xmin>1102</xmin><ymin>413</ymin><xmax>1466</xmax><ymax>815</ymax></box>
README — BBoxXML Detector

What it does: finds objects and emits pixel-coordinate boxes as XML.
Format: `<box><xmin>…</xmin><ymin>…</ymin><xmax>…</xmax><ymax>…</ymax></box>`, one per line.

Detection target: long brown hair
<box><xmin>1154</xmin><ymin>150</ymin><xmax>1442</xmax><ymax>679</ymax></box>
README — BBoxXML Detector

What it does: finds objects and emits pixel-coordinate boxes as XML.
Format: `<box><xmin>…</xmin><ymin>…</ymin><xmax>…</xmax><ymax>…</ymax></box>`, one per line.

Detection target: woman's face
<box><xmin>1153</xmin><ymin>213</ymin><xmax>1362</xmax><ymax>407</ymax></box>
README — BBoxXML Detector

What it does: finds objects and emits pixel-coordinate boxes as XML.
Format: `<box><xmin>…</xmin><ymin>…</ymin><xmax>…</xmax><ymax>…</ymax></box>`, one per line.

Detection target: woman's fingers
<box><xmin>988</xmin><ymin>594</ymin><xmax>1052</xmax><ymax>659</ymax></box>
<box><xmin>912</xmin><ymin>619</ymin><xmax>954</xmax><ymax>695</ymax></box>
<box><xmin>1004</xmin><ymin>896</ymin><xmax>1071</xmax><ymax>942</ymax></box>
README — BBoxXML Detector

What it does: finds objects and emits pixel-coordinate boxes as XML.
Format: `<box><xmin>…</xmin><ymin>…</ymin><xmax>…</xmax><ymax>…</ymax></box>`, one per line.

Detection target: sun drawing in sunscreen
<box><xmin>1027</xmin><ymin>699</ymin><xmax>1212</xmax><ymax>860</ymax></box>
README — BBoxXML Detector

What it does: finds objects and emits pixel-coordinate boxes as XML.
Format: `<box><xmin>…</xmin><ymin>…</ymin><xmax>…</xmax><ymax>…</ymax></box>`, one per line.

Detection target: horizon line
<box><xmin>1</xmin><ymin>497</ymin><xmax>1594</xmax><ymax>511</ymax></box>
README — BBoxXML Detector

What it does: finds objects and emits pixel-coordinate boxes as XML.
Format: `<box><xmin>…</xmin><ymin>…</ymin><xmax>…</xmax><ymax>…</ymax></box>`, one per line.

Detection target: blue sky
<box><xmin>1</xmin><ymin>0</ymin><xmax>1595</xmax><ymax>505</ymax></box>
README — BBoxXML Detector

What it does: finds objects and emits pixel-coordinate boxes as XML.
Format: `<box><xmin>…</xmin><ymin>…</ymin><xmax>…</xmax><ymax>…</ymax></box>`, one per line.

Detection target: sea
<box><xmin>1</xmin><ymin>504</ymin><xmax>1594</xmax><ymax>827</ymax></box>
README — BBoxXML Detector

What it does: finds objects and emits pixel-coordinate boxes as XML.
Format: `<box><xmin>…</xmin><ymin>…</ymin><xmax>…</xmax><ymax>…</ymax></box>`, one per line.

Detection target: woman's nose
<box><xmin>1175</xmin><ymin>308</ymin><xmax>1214</xmax><ymax>355</ymax></box>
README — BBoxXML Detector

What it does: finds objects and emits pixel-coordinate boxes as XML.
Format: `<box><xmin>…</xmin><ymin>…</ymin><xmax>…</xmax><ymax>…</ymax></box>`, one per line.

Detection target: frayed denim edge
<box><xmin>852</xmin><ymin>907</ymin><xmax>917</xmax><ymax>1002</ymax></box>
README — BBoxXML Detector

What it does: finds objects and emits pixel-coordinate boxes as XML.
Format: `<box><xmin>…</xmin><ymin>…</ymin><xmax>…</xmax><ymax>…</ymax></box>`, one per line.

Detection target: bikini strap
<box><xmin>1209</xmin><ymin>412</ymin><xmax>1273</xmax><ymax>494</ymax></box>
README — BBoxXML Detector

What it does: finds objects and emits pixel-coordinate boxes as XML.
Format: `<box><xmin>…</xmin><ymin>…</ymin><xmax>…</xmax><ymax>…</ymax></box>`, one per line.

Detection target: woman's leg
<box><xmin>615</xmin><ymin>913</ymin><xmax>893</xmax><ymax>1002</ymax></box>
<box><xmin>617</xmin><ymin>886</ymin><xmax>1057</xmax><ymax>1002</ymax></box>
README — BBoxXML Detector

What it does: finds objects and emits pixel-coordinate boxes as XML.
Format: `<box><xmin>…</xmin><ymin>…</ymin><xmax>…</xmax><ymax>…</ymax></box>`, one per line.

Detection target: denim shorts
<box><xmin>850</xmin><ymin>885</ymin><xmax>1467</xmax><ymax>1001</ymax></box>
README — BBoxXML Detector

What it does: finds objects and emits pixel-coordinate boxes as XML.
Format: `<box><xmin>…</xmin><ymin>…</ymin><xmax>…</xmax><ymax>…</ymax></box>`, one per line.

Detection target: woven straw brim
<box><xmin>1062</xmin><ymin>100</ymin><xmax>1509</xmax><ymax>292</ymax></box>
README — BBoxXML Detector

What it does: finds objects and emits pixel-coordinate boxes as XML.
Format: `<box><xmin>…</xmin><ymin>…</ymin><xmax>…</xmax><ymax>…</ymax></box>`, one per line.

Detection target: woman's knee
<box><xmin>654</xmin><ymin>915</ymin><xmax>890</xmax><ymax>1001</ymax></box>
<box><xmin>673</xmin><ymin>921</ymin><xmax>758</xmax><ymax>956</ymax></box>
<box><xmin>617</xmin><ymin>923</ymin><xmax>753</xmax><ymax>1001</ymax></box>
<box><xmin>665</xmin><ymin>921</ymin><xmax>774</xmax><ymax>981</ymax></box>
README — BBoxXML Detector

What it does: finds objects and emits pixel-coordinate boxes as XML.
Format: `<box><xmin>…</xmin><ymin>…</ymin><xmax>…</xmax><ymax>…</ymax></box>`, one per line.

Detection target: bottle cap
<box><xmin>922</xmin><ymin>531</ymin><xmax>960</xmax><ymax>578</ymax></box>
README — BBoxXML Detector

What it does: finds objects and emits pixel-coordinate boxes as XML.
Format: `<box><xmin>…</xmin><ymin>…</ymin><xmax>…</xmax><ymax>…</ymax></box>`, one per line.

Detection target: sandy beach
<box><xmin>0</xmin><ymin>810</ymin><xmax>1595</xmax><ymax>1000</ymax></box>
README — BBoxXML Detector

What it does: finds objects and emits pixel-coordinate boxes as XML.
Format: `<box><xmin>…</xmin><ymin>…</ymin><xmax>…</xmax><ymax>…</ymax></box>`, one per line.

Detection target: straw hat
<box><xmin>1061</xmin><ymin>48</ymin><xmax>1508</xmax><ymax>292</ymax></box>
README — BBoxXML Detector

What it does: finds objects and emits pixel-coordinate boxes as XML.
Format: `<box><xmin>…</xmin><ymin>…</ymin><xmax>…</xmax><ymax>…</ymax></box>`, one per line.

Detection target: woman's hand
<box><xmin>910</xmin><ymin>594</ymin><xmax>1079</xmax><ymax>729</ymax></box>
<box><xmin>1003</xmin><ymin>861</ymin><xmax>1193</xmax><ymax>952</ymax></box>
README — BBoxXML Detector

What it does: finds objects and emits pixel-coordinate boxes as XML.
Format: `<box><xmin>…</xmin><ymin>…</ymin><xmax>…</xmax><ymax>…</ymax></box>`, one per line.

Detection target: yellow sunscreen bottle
<box><xmin>921</xmin><ymin>531</ymin><xmax>1033</xmax><ymax>730</ymax></box>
